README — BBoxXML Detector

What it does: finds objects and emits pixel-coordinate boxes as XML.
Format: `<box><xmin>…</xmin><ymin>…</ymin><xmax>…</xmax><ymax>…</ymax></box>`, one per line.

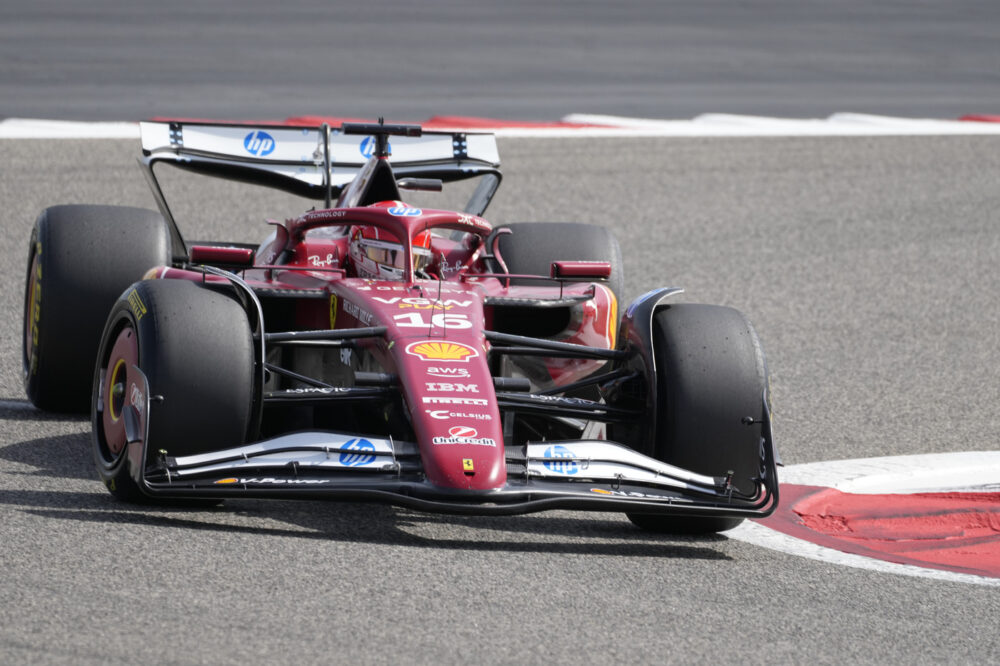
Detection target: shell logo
<box><xmin>405</xmin><ymin>340</ymin><xmax>479</xmax><ymax>362</ymax></box>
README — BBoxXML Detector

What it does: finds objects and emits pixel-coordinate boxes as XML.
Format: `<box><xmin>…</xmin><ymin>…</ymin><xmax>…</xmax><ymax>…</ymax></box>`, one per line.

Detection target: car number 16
<box><xmin>393</xmin><ymin>312</ymin><xmax>473</xmax><ymax>330</ymax></box>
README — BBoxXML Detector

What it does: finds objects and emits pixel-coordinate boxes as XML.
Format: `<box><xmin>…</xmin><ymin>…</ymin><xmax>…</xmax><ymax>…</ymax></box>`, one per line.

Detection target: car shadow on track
<box><xmin>1</xmin><ymin>432</ymin><xmax>94</xmax><ymax>480</ymax></box>
<box><xmin>2</xmin><ymin>433</ymin><xmax>733</xmax><ymax>560</ymax></box>
<box><xmin>16</xmin><ymin>502</ymin><xmax>733</xmax><ymax>560</ymax></box>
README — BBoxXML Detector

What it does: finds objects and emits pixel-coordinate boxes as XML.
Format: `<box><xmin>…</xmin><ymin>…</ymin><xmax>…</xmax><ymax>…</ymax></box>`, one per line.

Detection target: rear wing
<box><xmin>138</xmin><ymin>120</ymin><xmax>502</xmax><ymax>261</ymax></box>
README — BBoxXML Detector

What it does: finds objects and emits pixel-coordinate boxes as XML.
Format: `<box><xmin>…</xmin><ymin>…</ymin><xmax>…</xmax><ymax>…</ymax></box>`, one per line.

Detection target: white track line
<box><xmin>560</xmin><ymin>112</ymin><xmax>1000</xmax><ymax>137</ymax></box>
<box><xmin>0</xmin><ymin>118</ymin><xmax>141</xmax><ymax>139</ymax></box>
<box><xmin>5</xmin><ymin>114</ymin><xmax>1000</xmax><ymax>139</ymax></box>
<box><xmin>727</xmin><ymin>452</ymin><xmax>1000</xmax><ymax>587</ymax></box>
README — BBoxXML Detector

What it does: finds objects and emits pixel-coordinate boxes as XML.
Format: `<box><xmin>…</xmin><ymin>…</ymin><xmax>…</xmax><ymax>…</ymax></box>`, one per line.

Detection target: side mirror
<box><xmin>550</xmin><ymin>260</ymin><xmax>613</xmax><ymax>280</ymax></box>
<box><xmin>397</xmin><ymin>178</ymin><xmax>444</xmax><ymax>192</ymax></box>
<box><xmin>189</xmin><ymin>245</ymin><xmax>255</xmax><ymax>267</ymax></box>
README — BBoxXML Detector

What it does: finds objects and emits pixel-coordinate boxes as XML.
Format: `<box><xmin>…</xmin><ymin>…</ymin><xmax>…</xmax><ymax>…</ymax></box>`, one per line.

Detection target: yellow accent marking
<box><xmin>462</xmin><ymin>459</ymin><xmax>475</xmax><ymax>472</ymax></box>
<box><xmin>215</xmin><ymin>478</ymin><xmax>239</xmax><ymax>485</ymax></box>
<box><xmin>108</xmin><ymin>358</ymin><xmax>127</xmax><ymax>422</ymax></box>
<box><xmin>329</xmin><ymin>294</ymin><xmax>338</xmax><ymax>328</ymax></box>
<box><xmin>127</xmin><ymin>289</ymin><xmax>147</xmax><ymax>320</ymax></box>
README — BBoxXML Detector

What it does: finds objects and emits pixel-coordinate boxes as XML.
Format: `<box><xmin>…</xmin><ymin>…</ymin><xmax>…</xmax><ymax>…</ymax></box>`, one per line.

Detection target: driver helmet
<box><xmin>349</xmin><ymin>226</ymin><xmax>432</xmax><ymax>279</ymax></box>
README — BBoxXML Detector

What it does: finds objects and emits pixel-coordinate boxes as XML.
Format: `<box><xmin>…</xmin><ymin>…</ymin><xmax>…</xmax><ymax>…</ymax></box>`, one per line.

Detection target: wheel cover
<box><xmin>101</xmin><ymin>325</ymin><xmax>138</xmax><ymax>456</ymax></box>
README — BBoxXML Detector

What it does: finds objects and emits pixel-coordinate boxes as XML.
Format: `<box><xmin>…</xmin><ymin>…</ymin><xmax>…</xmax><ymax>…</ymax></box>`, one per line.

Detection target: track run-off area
<box><xmin>1</xmin><ymin>117</ymin><xmax>998</xmax><ymax>663</ymax></box>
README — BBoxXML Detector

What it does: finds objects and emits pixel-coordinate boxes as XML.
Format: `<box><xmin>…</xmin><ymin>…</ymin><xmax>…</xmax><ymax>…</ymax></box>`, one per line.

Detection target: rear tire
<box><xmin>23</xmin><ymin>205</ymin><xmax>172</xmax><ymax>412</ymax></box>
<box><xmin>626</xmin><ymin>304</ymin><xmax>768</xmax><ymax>534</ymax></box>
<box><xmin>495</xmin><ymin>222</ymin><xmax>624</xmax><ymax>304</ymax></box>
<box><xmin>92</xmin><ymin>280</ymin><xmax>255</xmax><ymax>502</ymax></box>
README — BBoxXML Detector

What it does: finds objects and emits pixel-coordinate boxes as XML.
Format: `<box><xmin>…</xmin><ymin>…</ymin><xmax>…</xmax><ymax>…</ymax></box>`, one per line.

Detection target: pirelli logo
<box><xmin>127</xmin><ymin>289</ymin><xmax>147</xmax><ymax>320</ymax></box>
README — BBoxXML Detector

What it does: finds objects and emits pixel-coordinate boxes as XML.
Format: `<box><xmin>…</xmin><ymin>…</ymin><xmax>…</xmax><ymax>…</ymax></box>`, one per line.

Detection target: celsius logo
<box><xmin>543</xmin><ymin>445</ymin><xmax>579</xmax><ymax>475</ymax></box>
<box><xmin>359</xmin><ymin>136</ymin><xmax>390</xmax><ymax>158</ymax></box>
<box><xmin>244</xmin><ymin>130</ymin><xmax>276</xmax><ymax>156</ymax></box>
<box><xmin>339</xmin><ymin>438</ymin><xmax>377</xmax><ymax>467</ymax></box>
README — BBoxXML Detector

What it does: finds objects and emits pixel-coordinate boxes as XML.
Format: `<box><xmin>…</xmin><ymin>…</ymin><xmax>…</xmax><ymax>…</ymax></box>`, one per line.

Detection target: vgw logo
<box><xmin>339</xmin><ymin>438</ymin><xmax>377</xmax><ymax>467</ymax></box>
<box><xmin>543</xmin><ymin>445</ymin><xmax>579</xmax><ymax>475</ymax></box>
<box><xmin>359</xmin><ymin>136</ymin><xmax>390</xmax><ymax>158</ymax></box>
<box><xmin>243</xmin><ymin>130</ymin><xmax>276</xmax><ymax>157</ymax></box>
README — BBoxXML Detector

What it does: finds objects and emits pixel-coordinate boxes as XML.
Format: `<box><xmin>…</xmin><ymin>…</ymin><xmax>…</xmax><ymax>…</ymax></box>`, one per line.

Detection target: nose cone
<box><xmin>395</xmin><ymin>338</ymin><xmax>507</xmax><ymax>491</ymax></box>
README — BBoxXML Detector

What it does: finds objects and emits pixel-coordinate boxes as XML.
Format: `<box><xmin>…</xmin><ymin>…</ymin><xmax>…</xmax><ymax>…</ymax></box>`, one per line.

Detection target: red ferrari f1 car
<box><xmin>23</xmin><ymin>119</ymin><xmax>778</xmax><ymax>533</ymax></box>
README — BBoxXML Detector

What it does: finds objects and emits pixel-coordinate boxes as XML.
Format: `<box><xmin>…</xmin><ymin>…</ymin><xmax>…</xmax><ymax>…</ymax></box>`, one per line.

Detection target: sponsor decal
<box><xmin>343</xmin><ymin>299</ymin><xmax>374</xmax><ymax>325</ymax></box>
<box><xmin>129</xmin><ymin>383</ymin><xmax>144</xmax><ymax>412</ymax></box>
<box><xmin>543</xmin><ymin>445</ymin><xmax>579</xmax><ymax>475</ymax></box>
<box><xmin>243</xmin><ymin>130</ymin><xmax>276</xmax><ymax>157</ymax></box>
<box><xmin>127</xmin><ymin>288</ymin><xmax>147</xmax><ymax>320</ymax></box>
<box><xmin>374</xmin><ymin>297</ymin><xmax>472</xmax><ymax>309</ymax></box>
<box><xmin>432</xmin><ymin>426</ymin><xmax>497</xmax><ymax>447</ymax></box>
<box><xmin>439</xmin><ymin>259</ymin><xmax>465</xmax><ymax>276</ymax></box>
<box><xmin>532</xmin><ymin>394</ymin><xmax>593</xmax><ymax>406</ymax></box>
<box><xmin>426</xmin><ymin>410</ymin><xmax>492</xmax><ymax>421</ymax></box>
<box><xmin>427</xmin><ymin>366</ymin><xmax>470</xmax><ymax>378</ymax></box>
<box><xmin>425</xmin><ymin>382</ymin><xmax>478</xmax><ymax>393</ymax></box>
<box><xmin>339</xmin><ymin>438</ymin><xmax>377</xmax><ymax>467</ymax></box>
<box><xmin>456</xmin><ymin>213</ymin><xmax>491</xmax><ymax>232</ymax></box>
<box><xmin>406</xmin><ymin>340</ymin><xmax>479</xmax><ymax>362</ymax></box>
<box><xmin>387</xmin><ymin>205</ymin><xmax>422</xmax><ymax>217</ymax></box>
<box><xmin>214</xmin><ymin>477</ymin><xmax>331</xmax><ymax>485</ymax></box>
<box><xmin>590</xmin><ymin>488</ymin><xmax>671</xmax><ymax>500</ymax></box>
<box><xmin>329</xmin><ymin>294</ymin><xmax>338</xmax><ymax>328</ymax></box>
<box><xmin>422</xmin><ymin>397</ymin><xmax>488</xmax><ymax>406</ymax></box>
<box><xmin>463</xmin><ymin>459</ymin><xmax>475</xmax><ymax>472</ymax></box>
<box><xmin>308</xmin><ymin>253</ymin><xmax>337</xmax><ymax>267</ymax></box>
<box><xmin>286</xmin><ymin>386</ymin><xmax>349</xmax><ymax>394</ymax></box>
<box><xmin>359</xmin><ymin>136</ymin><xmax>390</xmax><ymax>158</ymax></box>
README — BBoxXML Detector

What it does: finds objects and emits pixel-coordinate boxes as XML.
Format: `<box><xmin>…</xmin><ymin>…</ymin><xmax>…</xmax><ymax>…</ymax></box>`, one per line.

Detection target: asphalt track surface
<box><xmin>1</xmin><ymin>134</ymin><xmax>999</xmax><ymax>663</ymax></box>
<box><xmin>3</xmin><ymin>0</ymin><xmax>1000</xmax><ymax>122</ymax></box>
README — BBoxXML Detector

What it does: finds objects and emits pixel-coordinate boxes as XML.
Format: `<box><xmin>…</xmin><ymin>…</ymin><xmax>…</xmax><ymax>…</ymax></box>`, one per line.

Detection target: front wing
<box><xmin>130</xmin><ymin>389</ymin><xmax>779</xmax><ymax>518</ymax></box>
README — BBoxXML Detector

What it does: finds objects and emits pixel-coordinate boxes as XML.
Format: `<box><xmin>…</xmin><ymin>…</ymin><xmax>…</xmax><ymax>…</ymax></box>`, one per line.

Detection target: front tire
<box><xmin>627</xmin><ymin>304</ymin><xmax>769</xmax><ymax>534</ymax></box>
<box><xmin>92</xmin><ymin>280</ymin><xmax>255</xmax><ymax>501</ymax></box>
<box><xmin>23</xmin><ymin>205</ymin><xmax>172</xmax><ymax>412</ymax></box>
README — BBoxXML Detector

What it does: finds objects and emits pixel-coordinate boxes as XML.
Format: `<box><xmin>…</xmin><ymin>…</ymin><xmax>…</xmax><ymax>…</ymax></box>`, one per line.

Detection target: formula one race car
<box><xmin>23</xmin><ymin>119</ymin><xmax>778</xmax><ymax>533</ymax></box>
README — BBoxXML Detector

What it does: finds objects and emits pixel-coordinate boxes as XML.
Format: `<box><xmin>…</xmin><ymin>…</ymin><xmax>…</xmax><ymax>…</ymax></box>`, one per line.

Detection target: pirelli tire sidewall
<box><xmin>92</xmin><ymin>279</ymin><xmax>255</xmax><ymax>499</ymax></box>
<box><xmin>23</xmin><ymin>205</ymin><xmax>172</xmax><ymax>413</ymax></box>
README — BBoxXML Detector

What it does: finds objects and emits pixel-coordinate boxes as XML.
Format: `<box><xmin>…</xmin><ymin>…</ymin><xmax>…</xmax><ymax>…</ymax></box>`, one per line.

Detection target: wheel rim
<box><xmin>99</xmin><ymin>324</ymin><xmax>139</xmax><ymax>458</ymax></box>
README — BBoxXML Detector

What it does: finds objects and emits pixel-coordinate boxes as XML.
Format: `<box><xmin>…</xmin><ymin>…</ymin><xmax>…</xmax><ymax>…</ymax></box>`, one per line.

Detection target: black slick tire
<box><xmin>92</xmin><ymin>280</ymin><xmax>254</xmax><ymax>502</ymax></box>
<box><xmin>23</xmin><ymin>205</ymin><xmax>172</xmax><ymax>412</ymax></box>
<box><xmin>627</xmin><ymin>304</ymin><xmax>768</xmax><ymax>534</ymax></box>
<box><xmin>495</xmin><ymin>222</ymin><xmax>624</xmax><ymax>305</ymax></box>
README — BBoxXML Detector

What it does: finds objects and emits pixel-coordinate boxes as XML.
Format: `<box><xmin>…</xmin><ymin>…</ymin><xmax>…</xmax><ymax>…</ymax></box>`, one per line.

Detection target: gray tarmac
<box><xmin>3</xmin><ymin>0</ymin><xmax>1000</xmax><ymax>121</ymax></box>
<box><xmin>1</xmin><ymin>135</ymin><xmax>998</xmax><ymax>663</ymax></box>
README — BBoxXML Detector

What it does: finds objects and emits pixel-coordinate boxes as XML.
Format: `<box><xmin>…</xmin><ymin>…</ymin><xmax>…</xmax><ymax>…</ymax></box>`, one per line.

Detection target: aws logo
<box><xmin>243</xmin><ymin>130</ymin><xmax>276</xmax><ymax>157</ymax></box>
